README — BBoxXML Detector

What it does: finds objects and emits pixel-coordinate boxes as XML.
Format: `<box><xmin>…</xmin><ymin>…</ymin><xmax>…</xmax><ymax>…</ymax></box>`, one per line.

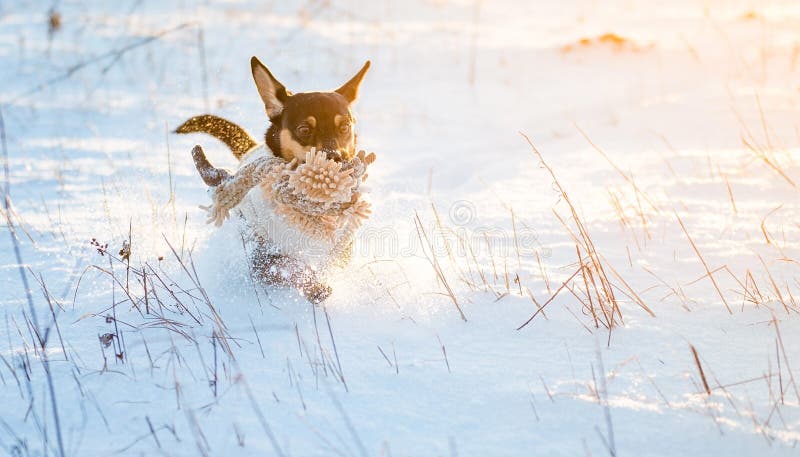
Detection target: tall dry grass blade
<box><xmin>690</xmin><ymin>344</ymin><xmax>712</xmax><ymax>395</ymax></box>
<box><xmin>323</xmin><ymin>305</ymin><xmax>348</xmax><ymax>392</ymax></box>
<box><xmin>741</xmin><ymin>137</ymin><xmax>797</xmax><ymax>190</ymax></box>
<box><xmin>575</xmin><ymin>124</ymin><xmax>659</xmax><ymax>213</ymax></box>
<box><xmin>517</xmin><ymin>268</ymin><xmax>582</xmax><ymax>330</ymax></box>
<box><xmin>760</xmin><ymin>205</ymin><xmax>782</xmax><ymax>246</ymax></box>
<box><xmin>771</xmin><ymin>315</ymin><xmax>800</xmax><ymax>402</ymax></box>
<box><xmin>595</xmin><ymin>345</ymin><xmax>617</xmax><ymax>456</ymax></box>
<box><xmin>0</xmin><ymin>105</ymin><xmax>66</xmax><ymax>457</ymax></box>
<box><xmin>520</xmin><ymin>132</ymin><xmax>621</xmax><ymax>332</ymax></box>
<box><xmin>675</xmin><ymin>211</ymin><xmax>732</xmax><ymax>314</ymax></box>
<box><xmin>724</xmin><ymin>174</ymin><xmax>738</xmax><ymax>215</ymax></box>
<box><xmin>414</xmin><ymin>212</ymin><xmax>467</xmax><ymax>321</ymax></box>
<box><xmin>756</xmin><ymin>254</ymin><xmax>793</xmax><ymax>314</ymax></box>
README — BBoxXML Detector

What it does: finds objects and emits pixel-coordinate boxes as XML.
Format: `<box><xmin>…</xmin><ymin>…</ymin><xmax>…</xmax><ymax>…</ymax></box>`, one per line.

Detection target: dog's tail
<box><xmin>175</xmin><ymin>114</ymin><xmax>257</xmax><ymax>160</ymax></box>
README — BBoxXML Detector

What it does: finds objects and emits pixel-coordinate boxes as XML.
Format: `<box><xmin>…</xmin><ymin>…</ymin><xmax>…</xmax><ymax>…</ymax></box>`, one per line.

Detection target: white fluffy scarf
<box><xmin>201</xmin><ymin>147</ymin><xmax>374</xmax><ymax>267</ymax></box>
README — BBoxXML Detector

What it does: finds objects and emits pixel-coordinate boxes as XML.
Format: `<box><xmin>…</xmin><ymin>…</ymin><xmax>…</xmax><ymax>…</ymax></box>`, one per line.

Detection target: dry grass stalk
<box><xmin>430</xmin><ymin>202</ymin><xmax>476</xmax><ymax>291</ymax></box>
<box><xmin>577</xmin><ymin>245</ymin><xmax>600</xmax><ymax>328</ymax></box>
<box><xmin>760</xmin><ymin>205</ymin><xmax>782</xmax><ymax>246</ymax></box>
<box><xmin>771</xmin><ymin>316</ymin><xmax>800</xmax><ymax>403</ymax></box>
<box><xmin>163</xmin><ymin>236</ymin><xmax>234</xmax><ymax>354</ymax></box>
<box><xmin>322</xmin><ymin>305</ymin><xmax>348</xmax><ymax>392</ymax></box>
<box><xmin>517</xmin><ymin>267</ymin><xmax>583</xmax><ymax>330</ymax></box>
<box><xmin>519</xmin><ymin>132</ymin><xmax>633</xmax><ymax>337</ymax></box>
<box><xmin>601</xmin><ymin>255</ymin><xmax>655</xmax><ymax>318</ymax></box>
<box><xmin>413</xmin><ymin>212</ymin><xmax>467</xmax><ymax>321</ymax></box>
<box><xmin>483</xmin><ymin>232</ymin><xmax>500</xmax><ymax>281</ymax></box>
<box><xmin>642</xmin><ymin>265</ymin><xmax>691</xmax><ymax>311</ymax></box>
<box><xmin>594</xmin><ymin>346</ymin><xmax>617</xmax><ymax>457</ymax></box>
<box><xmin>675</xmin><ymin>211</ymin><xmax>733</xmax><ymax>314</ymax></box>
<box><xmin>1</xmin><ymin>106</ymin><xmax>67</xmax><ymax>457</ymax></box>
<box><xmin>535</xmin><ymin>250</ymin><xmax>551</xmax><ymax>294</ymax></box>
<box><xmin>741</xmin><ymin>136</ymin><xmax>797</xmax><ymax>190</ymax></box>
<box><xmin>690</xmin><ymin>344</ymin><xmax>712</xmax><ymax>396</ymax></box>
<box><xmin>575</xmin><ymin>124</ymin><xmax>660</xmax><ymax>214</ymax></box>
<box><xmin>757</xmin><ymin>254</ymin><xmax>796</xmax><ymax>314</ymax></box>
<box><xmin>724</xmin><ymin>174</ymin><xmax>738</xmax><ymax>215</ymax></box>
<box><xmin>464</xmin><ymin>238</ymin><xmax>491</xmax><ymax>293</ymax></box>
<box><xmin>510</xmin><ymin>207</ymin><xmax>522</xmax><ymax>271</ymax></box>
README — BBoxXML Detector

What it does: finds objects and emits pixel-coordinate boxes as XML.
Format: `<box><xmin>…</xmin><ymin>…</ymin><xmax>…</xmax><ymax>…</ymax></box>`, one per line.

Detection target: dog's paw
<box><xmin>356</xmin><ymin>150</ymin><xmax>377</xmax><ymax>165</ymax></box>
<box><xmin>303</xmin><ymin>282</ymin><xmax>332</xmax><ymax>304</ymax></box>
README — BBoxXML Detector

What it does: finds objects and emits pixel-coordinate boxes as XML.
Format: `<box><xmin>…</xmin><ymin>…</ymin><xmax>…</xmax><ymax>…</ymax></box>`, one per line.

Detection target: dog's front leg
<box><xmin>251</xmin><ymin>242</ymin><xmax>332</xmax><ymax>303</ymax></box>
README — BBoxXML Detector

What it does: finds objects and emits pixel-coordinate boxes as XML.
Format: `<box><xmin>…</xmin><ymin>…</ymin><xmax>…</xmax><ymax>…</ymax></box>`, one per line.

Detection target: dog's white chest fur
<box><xmin>234</xmin><ymin>146</ymin><xmax>337</xmax><ymax>268</ymax></box>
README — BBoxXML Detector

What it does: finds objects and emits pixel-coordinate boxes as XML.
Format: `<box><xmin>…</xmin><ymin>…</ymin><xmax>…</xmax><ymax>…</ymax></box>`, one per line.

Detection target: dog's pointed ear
<box><xmin>335</xmin><ymin>60</ymin><xmax>370</xmax><ymax>104</ymax></box>
<box><xmin>251</xmin><ymin>56</ymin><xmax>290</xmax><ymax>119</ymax></box>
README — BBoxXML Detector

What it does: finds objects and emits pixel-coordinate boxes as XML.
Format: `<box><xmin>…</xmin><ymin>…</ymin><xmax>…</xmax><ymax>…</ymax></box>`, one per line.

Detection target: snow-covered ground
<box><xmin>1</xmin><ymin>0</ymin><xmax>799</xmax><ymax>455</ymax></box>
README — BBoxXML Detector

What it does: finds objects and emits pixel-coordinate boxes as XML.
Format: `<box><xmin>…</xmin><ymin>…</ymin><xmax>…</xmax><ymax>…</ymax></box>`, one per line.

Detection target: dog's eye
<box><xmin>338</xmin><ymin>123</ymin><xmax>351</xmax><ymax>135</ymax></box>
<box><xmin>296</xmin><ymin>125</ymin><xmax>312</xmax><ymax>137</ymax></box>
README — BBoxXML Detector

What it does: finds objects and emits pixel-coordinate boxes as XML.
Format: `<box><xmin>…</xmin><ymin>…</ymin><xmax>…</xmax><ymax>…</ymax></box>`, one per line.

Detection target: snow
<box><xmin>1</xmin><ymin>0</ymin><xmax>799</xmax><ymax>455</ymax></box>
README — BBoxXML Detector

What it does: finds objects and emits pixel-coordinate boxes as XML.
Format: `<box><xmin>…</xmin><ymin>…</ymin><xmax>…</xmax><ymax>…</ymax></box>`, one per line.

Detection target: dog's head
<box><xmin>251</xmin><ymin>57</ymin><xmax>370</xmax><ymax>163</ymax></box>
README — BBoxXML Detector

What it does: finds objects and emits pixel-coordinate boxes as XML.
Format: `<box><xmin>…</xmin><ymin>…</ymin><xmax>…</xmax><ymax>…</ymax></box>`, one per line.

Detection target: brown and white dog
<box><xmin>176</xmin><ymin>57</ymin><xmax>371</xmax><ymax>303</ymax></box>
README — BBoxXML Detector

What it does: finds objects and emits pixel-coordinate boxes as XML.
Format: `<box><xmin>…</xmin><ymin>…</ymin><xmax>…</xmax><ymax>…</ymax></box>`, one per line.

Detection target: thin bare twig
<box><xmin>7</xmin><ymin>22</ymin><xmax>196</xmax><ymax>103</ymax></box>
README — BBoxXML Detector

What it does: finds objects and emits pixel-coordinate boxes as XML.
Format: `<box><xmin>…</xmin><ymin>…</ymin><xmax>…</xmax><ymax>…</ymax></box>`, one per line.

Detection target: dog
<box><xmin>176</xmin><ymin>56</ymin><xmax>371</xmax><ymax>303</ymax></box>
